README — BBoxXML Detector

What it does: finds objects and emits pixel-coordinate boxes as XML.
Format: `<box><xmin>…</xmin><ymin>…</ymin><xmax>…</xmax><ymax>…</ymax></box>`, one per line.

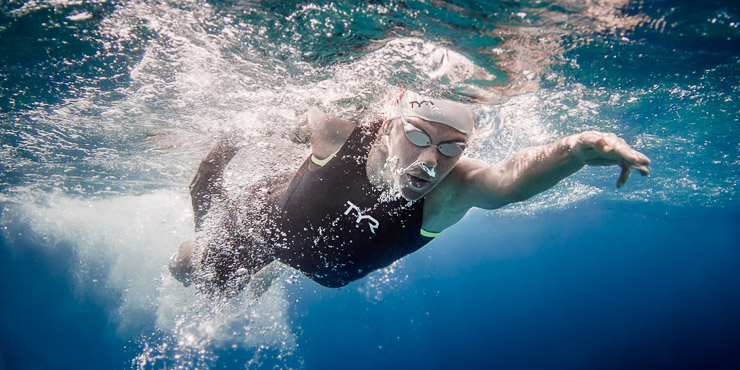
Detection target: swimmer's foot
<box><xmin>169</xmin><ymin>240</ymin><xmax>195</xmax><ymax>287</ymax></box>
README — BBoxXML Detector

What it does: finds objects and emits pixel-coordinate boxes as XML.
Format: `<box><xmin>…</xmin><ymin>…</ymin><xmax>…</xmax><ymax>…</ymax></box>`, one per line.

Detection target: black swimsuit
<box><xmin>273</xmin><ymin>121</ymin><xmax>434</xmax><ymax>287</ymax></box>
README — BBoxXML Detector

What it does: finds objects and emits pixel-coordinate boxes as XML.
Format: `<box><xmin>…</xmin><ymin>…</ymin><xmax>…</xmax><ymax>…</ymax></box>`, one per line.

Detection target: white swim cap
<box><xmin>385</xmin><ymin>90</ymin><xmax>475</xmax><ymax>134</ymax></box>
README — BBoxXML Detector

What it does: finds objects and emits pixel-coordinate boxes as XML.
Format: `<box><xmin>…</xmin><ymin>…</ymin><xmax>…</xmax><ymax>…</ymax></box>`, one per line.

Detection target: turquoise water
<box><xmin>1</xmin><ymin>1</ymin><xmax>739</xmax><ymax>369</ymax></box>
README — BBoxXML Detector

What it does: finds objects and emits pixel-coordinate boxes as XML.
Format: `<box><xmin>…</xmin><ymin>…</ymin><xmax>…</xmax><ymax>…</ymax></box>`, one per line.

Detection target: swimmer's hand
<box><xmin>289</xmin><ymin>112</ymin><xmax>312</xmax><ymax>144</ymax></box>
<box><xmin>291</xmin><ymin>108</ymin><xmax>356</xmax><ymax>158</ymax></box>
<box><xmin>569</xmin><ymin>131</ymin><xmax>651</xmax><ymax>188</ymax></box>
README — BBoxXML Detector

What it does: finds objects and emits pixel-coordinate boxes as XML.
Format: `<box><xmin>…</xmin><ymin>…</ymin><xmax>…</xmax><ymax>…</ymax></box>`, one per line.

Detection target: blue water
<box><xmin>2</xmin><ymin>1</ymin><xmax>739</xmax><ymax>369</ymax></box>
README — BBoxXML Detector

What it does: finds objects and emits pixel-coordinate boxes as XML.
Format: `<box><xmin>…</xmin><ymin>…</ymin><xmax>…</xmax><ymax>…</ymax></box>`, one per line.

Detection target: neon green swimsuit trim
<box><xmin>420</xmin><ymin>228</ymin><xmax>441</xmax><ymax>238</ymax></box>
<box><xmin>310</xmin><ymin>151</ymin><xmax>338</xmax><ymax>166</ymax></box>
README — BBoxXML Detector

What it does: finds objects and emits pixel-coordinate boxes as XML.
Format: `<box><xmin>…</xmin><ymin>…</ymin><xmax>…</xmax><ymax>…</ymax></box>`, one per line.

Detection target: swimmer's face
<box><xmin>386</xmin><ymin>116</ymin><xmax>468</xmax><ymax>201</ymax></box>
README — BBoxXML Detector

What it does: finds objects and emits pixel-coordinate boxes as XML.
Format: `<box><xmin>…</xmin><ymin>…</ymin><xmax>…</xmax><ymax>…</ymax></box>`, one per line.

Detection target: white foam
<box><xmin>2</xmin><ymin>190</ymin><xmax>301</xmax><ymax>367</ymax></box>
<box><xmin>66</xmin><ymin>12</ymin><xmax>92</xmax><ymax>21</ymax></box>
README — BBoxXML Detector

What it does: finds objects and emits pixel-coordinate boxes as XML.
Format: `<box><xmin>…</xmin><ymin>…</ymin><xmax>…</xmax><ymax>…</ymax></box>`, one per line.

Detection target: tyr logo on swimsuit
<box><xmin>344</xmin><ymin>201</ymin><xmax>379</xmax><ymax>234</ymax></box>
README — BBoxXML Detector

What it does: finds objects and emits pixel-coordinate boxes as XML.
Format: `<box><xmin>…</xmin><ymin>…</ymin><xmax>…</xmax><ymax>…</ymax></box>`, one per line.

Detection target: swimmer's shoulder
<box><xmin>422</xmin><ymin>157</ymin><xmax>501</xmax><ymax>232</ymax></box>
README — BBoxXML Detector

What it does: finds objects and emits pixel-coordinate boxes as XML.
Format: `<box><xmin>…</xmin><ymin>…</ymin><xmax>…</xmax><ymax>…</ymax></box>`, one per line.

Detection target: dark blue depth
<box><xmin>0</xmin><ymin>219</ymin><xmax>132</xmax><ymax>370</ymax></box>
<box><xmin>290</xmin><ymin>202</ymin><xmax>740</xmax><ymax>370</ymax></box>
<box><xmin>3</xmin><ymin>201</ymin><xmax>738</xmax><ymax>369</ymax></box>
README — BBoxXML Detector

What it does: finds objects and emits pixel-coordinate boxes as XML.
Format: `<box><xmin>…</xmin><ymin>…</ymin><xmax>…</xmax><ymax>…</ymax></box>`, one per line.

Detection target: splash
<box><xmin>356</xmin><ymin>260</ymin><xmax>409</xmax><ymax>303</ymax></box>
<box><xmin>413</xmin><ymin>161</ymin><xmax>436</xmax><ymax>179</ymax></box>
<box><xmin>140</xmin><ymin>266</ymin><xmax>300</xmax><ymax>370</ymax></box>
<box><xmin>0</xmin><ymin>191</ymin><xmax>302</xmax><ymax>369</ymax></box>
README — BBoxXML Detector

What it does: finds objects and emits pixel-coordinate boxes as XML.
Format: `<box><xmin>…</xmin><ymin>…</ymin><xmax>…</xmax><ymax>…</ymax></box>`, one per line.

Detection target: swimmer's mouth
<box><xmin>407</xmin><ymin>173</ymin><xmax>432</xmax><ymax>189</ymax></box>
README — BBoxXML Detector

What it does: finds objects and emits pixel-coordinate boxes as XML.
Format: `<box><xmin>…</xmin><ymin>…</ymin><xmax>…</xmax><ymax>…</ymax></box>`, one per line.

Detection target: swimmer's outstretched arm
<box><xmin>453</xmin><ymin>131</ymin><xmax>651</xmax><ymax>210</ymax></box>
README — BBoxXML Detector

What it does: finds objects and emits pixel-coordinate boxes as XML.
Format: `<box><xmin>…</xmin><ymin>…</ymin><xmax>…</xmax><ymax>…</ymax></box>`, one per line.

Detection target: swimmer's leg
<box><xmin>196</xmin><ymin>233</ymin><xmax>276</xmax><ymax>295</ymax></box>
<box><xmin>169</xmin><ymin>236</ymin><xmax>276</xmax><ymax>293</ymax></box>
<box><xmin>170</xmin><ymin>140</ymin><xmax>238</xmax><ymax>286</ymax></box>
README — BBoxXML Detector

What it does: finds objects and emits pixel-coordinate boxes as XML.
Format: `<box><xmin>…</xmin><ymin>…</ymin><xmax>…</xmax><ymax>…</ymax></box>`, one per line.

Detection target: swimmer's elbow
<box><xmin>466</xmin><ymin>164</ymin><xmax>523</xmax><ymax>210</ymax></box>
<box><xmin>475</xmin><ymin>187</ymin><xmax>529</xmax><ymax>210</ymax></box>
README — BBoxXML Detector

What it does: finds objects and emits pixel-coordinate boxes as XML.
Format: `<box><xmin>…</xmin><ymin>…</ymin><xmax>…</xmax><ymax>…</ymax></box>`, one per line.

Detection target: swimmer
<box><xmin>169</xmin><ymin>90</ymin><xmax>651</xmax><ymax>293</ymax></box>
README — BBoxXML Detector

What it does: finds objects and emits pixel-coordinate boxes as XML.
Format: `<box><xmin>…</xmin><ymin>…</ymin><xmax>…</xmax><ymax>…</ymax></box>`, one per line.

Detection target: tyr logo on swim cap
<box><xmin>385</xmin><ymin>90</ymin><xmax>475</xmax><ymax>135</ymax></box>
<box><xmin>409</xmin><ymin>100</ymin><xmax>434</xmax><ymax>108</ymax></box>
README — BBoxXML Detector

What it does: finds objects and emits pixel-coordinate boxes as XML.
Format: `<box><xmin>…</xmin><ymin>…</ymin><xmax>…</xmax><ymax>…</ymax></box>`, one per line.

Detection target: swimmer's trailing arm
<box><xmin>190</xmin><ymin>139</ymin><xmax>240</xmax><ymax>228</ymax></box>
<box><xmin>455</xmin><ymin>131</ymin><xmax>651</xmax><ymax>210</ymax></box>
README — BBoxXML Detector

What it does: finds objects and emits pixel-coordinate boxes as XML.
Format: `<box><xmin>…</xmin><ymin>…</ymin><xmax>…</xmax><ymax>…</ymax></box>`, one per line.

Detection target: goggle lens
<box><xmin>402</xmin><ymin>119</ymin><xmax>465</xmax><ymax>157</ymax></box>
<box><xmin>405</xmin><ymin>129</ymin><xmax>432</xmax><ymax>147</ymax></box>
<box><xmin>438</xmin><ymin>142</ymin><xmax>465</xmax><ymax>157</ymax></box>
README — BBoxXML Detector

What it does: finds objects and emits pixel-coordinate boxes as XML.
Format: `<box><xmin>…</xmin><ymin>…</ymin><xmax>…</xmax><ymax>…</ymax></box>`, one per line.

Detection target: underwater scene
<box><xmin>1</xmin><ymin>0</ymin><xmax>739</xmax><ymax>369</ymax></box>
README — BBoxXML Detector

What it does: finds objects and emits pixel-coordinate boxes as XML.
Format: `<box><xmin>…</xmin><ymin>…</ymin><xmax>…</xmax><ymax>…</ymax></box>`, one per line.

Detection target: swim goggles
<box><xmin>401</xmin><ymin>117</ymin><xmax>466</xmax><ymax>157</ymax></box>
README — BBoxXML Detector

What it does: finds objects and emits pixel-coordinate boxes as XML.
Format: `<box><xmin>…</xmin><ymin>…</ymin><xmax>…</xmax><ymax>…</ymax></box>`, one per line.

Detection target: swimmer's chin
<box><xmin>399</xmin><ymin>187</ymin><xmax>430</xmax><ymax>202</ymax></box>
<box><xmin>398</xmin><ymin>173</ymin><xmax>434</xmax><ymax>201</ymax></box>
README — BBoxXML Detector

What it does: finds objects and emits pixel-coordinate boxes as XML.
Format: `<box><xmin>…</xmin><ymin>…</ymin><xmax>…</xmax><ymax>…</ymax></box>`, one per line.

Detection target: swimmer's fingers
<box><xmin>216</xmin><ymin>139</ymin><xmax>241</xmax><ymax>159</ymax></box>
<box><xmin>630</xmin><ymin>153</ymin><xmax>651</xmax><ymax>176</ymax></box>
<box><xmin>612</xmin><ymin>142</ymin><xmax>651</xmax><ymax>177</ymax></box>
<box><xmin>616</xmin><ymin>162</ymin><xmax>631</xmax><ymax>188</ymax></box>
<box><xmin>197</xmin><ymin>139</ymin><xmax>240</xmax><ymax>179</ymax></box>
<box><xmin>290</xmin><ymin>112</ymin><xmax>312</xmax><ymax>144</ymax></box>
<box><xmin>630</xmin><ymin>161</ymin><xmax>650</xmax><ymax>176</ymax></box>
<box><xmin>573</xmin><ymin>131</ymin><xmax>651</xmax><ymax>187</ymax></box>
<box><xmin>613</xmin><ymin>152</ymin><xmax>651</xmax><ymax>187</ymax></box>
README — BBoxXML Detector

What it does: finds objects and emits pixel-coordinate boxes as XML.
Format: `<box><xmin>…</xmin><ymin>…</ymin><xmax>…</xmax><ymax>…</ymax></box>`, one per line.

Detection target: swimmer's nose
<box><xmin>418</xmin><ymin>145</ymin><xmax>438</xmax><ymax>170</ymax></box>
